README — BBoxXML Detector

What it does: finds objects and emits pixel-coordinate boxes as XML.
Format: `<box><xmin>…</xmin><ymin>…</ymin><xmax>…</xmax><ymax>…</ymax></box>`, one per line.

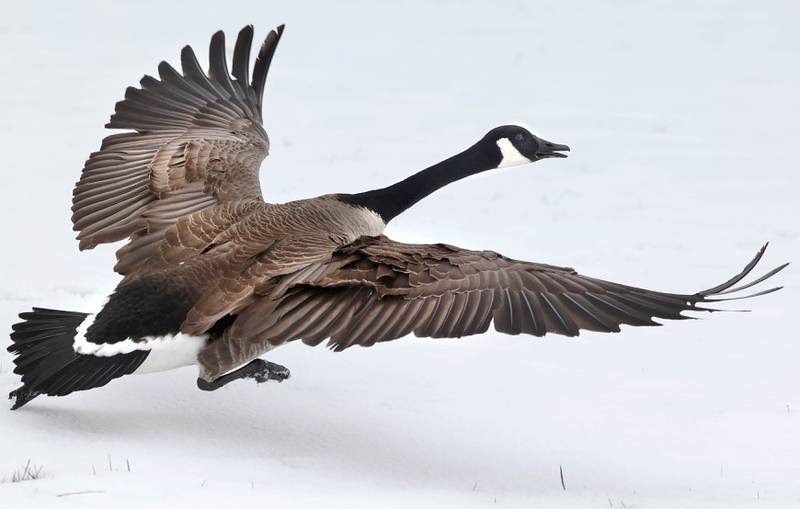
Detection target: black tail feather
<box><xmin>7</xmin><ymin>308</ymin><xmax>148</xmax><ymax>410</ymax></box>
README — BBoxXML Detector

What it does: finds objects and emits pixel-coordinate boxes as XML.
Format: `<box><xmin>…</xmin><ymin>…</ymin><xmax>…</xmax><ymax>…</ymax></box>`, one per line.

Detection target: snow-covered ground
<box><xmin>0</xmin><ymin>1</ymin><xmax>797</xmax><ymax>507</ymax></box>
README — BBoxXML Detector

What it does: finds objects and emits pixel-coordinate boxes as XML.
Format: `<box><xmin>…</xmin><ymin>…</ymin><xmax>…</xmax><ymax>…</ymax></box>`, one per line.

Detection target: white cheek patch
<box><xmin>73</xmin><ymin>314</ymin><xmax>208</xmax><ymax>374</ymax></box>
<box><xmin>496</xmin><ymin>138</ymin><xmax>532</xmax><ymax>168</ymax></box>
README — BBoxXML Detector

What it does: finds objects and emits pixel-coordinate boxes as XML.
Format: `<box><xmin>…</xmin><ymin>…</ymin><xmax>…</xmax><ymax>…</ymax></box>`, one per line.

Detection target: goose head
<box><xmin>482</xmin><ymin>125</ymin><xmax>570</xmax><ymax>168</ymax></box>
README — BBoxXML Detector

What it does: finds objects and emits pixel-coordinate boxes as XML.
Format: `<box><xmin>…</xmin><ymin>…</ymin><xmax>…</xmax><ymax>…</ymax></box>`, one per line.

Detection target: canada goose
<box><xmin>7</xmin><ymin>25</ymin><xmax>787</xmax><ymax>410</ymax></box>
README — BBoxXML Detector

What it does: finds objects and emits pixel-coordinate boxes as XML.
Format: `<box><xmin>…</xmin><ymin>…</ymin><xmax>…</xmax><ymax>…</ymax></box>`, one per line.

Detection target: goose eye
<box><xmin>514</xmin><ymin>133</ymin><xmax>525</xmax><ymax>142</ymax></box>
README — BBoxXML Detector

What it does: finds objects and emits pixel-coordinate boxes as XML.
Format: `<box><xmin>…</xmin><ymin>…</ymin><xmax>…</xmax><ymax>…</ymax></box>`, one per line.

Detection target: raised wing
<box><xmin>71</xmin><ymin>25</ymin><xmax>284</xmax><ymax>276</ymax></box>
<box><xmin>196</xmin><ymin>237</ymin><xmax>786</xmax><ymax>379</ymax></box>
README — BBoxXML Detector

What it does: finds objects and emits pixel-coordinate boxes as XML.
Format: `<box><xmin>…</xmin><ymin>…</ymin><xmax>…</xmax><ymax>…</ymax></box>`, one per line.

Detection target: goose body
<box><xmin>7</xmin><ymin>25</ymin><xmax>786</xmax><ymax>410</ymax></box>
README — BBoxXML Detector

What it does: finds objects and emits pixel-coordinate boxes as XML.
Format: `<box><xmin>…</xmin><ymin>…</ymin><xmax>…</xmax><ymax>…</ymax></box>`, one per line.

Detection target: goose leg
<box><xmin>196</xmin><ymin>359</ymin><xmax>291</xmax><ymax>391</ymax></box>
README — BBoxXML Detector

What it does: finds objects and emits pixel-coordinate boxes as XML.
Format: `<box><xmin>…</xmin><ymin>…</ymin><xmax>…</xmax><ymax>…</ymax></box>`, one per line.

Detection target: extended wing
<box><xmin>195</xmin><ymin>236</ymin><xmax>786</xmax><ymax>379</ymax></box>
<box><xmin>71</xmin><ymin>25</ymin><xmax>284</xmax><ymax>276</ymax></box>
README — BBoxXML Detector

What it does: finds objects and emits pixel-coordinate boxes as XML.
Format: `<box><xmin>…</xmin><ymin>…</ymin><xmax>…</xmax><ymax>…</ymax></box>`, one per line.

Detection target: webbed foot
<box><xmin>197</xmin><ymin>359</ymin><xmax>291</xmax><ymax>391</ymax></box>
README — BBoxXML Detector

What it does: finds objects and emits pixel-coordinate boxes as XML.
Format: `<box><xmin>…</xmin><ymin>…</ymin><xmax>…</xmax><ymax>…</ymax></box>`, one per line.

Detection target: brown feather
<box><xmin>192</xmin><ymin>236</ymin><xmax>782</xmax><ymax>380</ymax></box>
<box><xmin>72</xmin><ymin>27</ymin><xmax>281</xmax><ymax>275</ymax></box>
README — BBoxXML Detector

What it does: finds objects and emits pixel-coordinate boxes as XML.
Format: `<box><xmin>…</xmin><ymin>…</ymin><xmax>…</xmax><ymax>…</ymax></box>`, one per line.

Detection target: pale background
<box><xmin>0</xmin><ymin>1</ymin><xmax>797</xmax><ymax>507</ymax></box>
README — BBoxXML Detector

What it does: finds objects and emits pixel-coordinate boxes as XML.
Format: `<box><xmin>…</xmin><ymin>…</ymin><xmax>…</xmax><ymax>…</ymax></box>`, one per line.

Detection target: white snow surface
<box><xmin>0</xmin><ymin>1</ymin><xmax>798</xmax><ymax>507</ymax></box>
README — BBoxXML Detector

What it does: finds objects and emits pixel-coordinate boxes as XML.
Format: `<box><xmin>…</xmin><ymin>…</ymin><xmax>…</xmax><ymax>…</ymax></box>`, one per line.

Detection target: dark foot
<box><xmin>9</xmin><ymin>385</ymin><xmax>41</xmax><ymax>411</ymax></box>
<box><xmin>197</xmin><ymin>359</ymin><xmax>291</xmax><ymax>391</ymax></box>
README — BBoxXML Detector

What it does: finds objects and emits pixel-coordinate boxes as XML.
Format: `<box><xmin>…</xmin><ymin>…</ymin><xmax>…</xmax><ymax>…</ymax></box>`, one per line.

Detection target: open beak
<box><xmin>537</xmin><ymin>139</ymin><xmax>570</xmax><ymax>159</ymax></box>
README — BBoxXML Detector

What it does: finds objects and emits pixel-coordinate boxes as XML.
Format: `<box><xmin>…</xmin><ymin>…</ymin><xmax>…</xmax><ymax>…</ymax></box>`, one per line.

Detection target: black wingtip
<box><xmin>716</xmin><ymin>262</ymin><xmax>790</xmax><ymax>296</ymax></box>
<box><xmin>208</xmin><ymin>30</ymin><xmax>238</xmax><ymax>96</ymax></box>
<box><xmin>9</xmin><ymin>386</ymin><xmax>40</xmax><ymax>411</ymax></box>
<box><xmin>179</xmin><ymin>45</ymin><xmax>196</xmax><ymax>76</ymax></box>
<box><xmin>209</xmin><ymin>31</ymin><xmax>226</xmax><ymax>55</ymax></box>
<box><xmin>252</xmin><ymin>24</ymin><xmax>286</xmax><ymax>112</ymax></box>
<box><xmin>238</xmin><ymin>24</ymin><xmax>257</xmax><ymax>42</ymax></box>
<box><xmin>705</xmin><ymin>285</ymin><xmax>784</xmax><ymax>302</ymax></box>
<box><xmin>232</xmin><ymin>25</ymin><xmax>255</xmax><ymax>85</ymax></box>
<box><xmin>693</xmin><ymin>242</ymin><xmax>787</xmax><ymax>306</ymax></box>
<box><xmin>209</xmin><ymin>30</ymin><xmax>227</xmax><ymax>54</ymax></box>
<box><xmin>180</xmin><ymin>43</ymin><xmax>202</xmax><ymax>70</ymax></box>
<box><xmin>699</xmin><ymin>243</ymin><xmax>769</xmax><ymax>296</ymax></box>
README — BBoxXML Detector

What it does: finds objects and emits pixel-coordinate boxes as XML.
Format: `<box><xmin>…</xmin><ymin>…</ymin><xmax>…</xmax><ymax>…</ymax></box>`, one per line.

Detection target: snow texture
<box><xmin>0</xmin><ymin>1</ymin><xmax>797</xmax><ymax>507</ymax></box>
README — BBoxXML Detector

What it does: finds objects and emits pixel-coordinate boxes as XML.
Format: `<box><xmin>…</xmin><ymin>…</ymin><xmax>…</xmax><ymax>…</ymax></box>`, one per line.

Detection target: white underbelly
<box><xmin>132</xmin><ymin>333</ymin><xmax>208</xmax><ymax>374</ymax></box>
<box><xmin>73</xmin><ymin>313</ymin><xmax>208</xmax><ymax>374</ymax></box>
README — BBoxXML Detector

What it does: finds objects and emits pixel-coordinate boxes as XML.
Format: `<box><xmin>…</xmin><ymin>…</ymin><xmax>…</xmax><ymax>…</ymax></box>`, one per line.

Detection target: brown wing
<box><xmin>71</xmin><ymin>25</ymin><xmax>284</xmax><ymax>276</ymax></box>
<box><xmin>174</xmin><ymin>197</ymin><xmax>369</xmax><ymax>337</ymax></box>
<box><xmin>196</xmin><ymin>237</ymin><xmax>786</xmax><ymax>378</ymax></box>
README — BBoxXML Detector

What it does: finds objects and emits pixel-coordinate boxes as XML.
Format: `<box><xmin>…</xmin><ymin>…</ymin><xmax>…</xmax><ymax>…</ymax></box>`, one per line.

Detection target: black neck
<box><xmin>339</xmin><ymin>140</ymin><xmax>500</xmax><ymax>223</ymax></box>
